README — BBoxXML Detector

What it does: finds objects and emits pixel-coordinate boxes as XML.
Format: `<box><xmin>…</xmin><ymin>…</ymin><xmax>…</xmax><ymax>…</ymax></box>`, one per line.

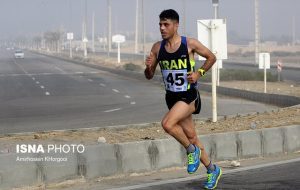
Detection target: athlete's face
<box><xmin>159</xmin><ymin>19</ymin><xmax>179</xmax><ymax>40</ymax></box>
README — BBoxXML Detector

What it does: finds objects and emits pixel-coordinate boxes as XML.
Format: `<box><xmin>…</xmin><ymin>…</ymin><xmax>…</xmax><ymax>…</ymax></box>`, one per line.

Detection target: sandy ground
<box><xmin>0</xmin><ymin>105</ymin><xmax>299</xmax><ymax>148</ymax></box>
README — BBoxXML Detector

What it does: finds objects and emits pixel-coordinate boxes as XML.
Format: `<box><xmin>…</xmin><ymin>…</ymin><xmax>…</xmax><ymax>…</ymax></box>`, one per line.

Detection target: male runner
<box><xmin>144</xmin><ymin>9</ymin><xmax>222</xmax><ymax>189</ymax></box>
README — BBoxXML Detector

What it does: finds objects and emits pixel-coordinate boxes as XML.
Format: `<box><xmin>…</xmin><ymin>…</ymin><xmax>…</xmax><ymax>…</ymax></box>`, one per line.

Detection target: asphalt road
<box><xmin>108</xmin><ymin>158</ymin><xmax>300</xmax><ymax>190</ymax></box>
<box><xmin>0</xmin><ymin>49</ymin><xmax>276</xmax><ymax>134</ymax></box>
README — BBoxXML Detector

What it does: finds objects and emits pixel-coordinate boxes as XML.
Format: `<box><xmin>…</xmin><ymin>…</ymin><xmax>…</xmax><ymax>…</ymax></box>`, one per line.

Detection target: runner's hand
<box><xmin>144</xmin><ymin>52</ymin><xmax>155</xmax><ymax>79</ymax></box>
<box><xmin>187</xmin><ymin>72</ymin><xmax>200</xmax><ymax>84</ymax></box>
<box><xmin>145</xmin><ymin>52</ymin><xmax>154</xmax><ymax>69</ymax></box>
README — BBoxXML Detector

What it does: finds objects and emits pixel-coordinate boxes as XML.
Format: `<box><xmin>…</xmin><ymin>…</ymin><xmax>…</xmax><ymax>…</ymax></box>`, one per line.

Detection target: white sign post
<box><xmin>98</xmin><ymin>37</ymin><xmax>107</xmax><ymax>50</ymax></box>
<box><xmin>67</xmin><ymin>33</ymin><xmax>74</xmax><ymax>58</ymax></box>
<box><xmin>259</xmin><ymin>53</ymin><xmax>270</xmax><ymax>93</ymax></box>
<box><xmin>112</xmin><ymin>34</ymin><xmax>126</xmax><ymax>64</ymax></box>
<box><xmin>82</xmin><ymin>37</ymin><xmax>88</xmax><ymax>58</ymax></box>
<box><xmin>197</xmin><ymin>19</ymin><xmax>227</xmax><ymax>122</ymax></box>
<box><xmin>216</xmin><ymin>60</ymin><xmax>223</xmax><ymax>86</ymax></box>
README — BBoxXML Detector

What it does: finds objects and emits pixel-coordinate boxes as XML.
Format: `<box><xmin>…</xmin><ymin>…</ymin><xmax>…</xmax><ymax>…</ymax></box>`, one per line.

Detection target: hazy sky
<box><xmin>0</xmin><ymin>0</ymin><xmax>299</xmax><ymax>42</ymax></box>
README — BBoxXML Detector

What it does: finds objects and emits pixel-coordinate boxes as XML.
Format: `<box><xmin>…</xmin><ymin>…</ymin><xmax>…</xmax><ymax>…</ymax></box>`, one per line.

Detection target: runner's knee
<box><xmin>187</xmin><ymin>135</ymin><xmax>198</xmax><ymax>145</ymax></box>
<box><xmin>161</xmin><ymin>118</ymin><xmax>174</xmax><ymax>133</ymax></box>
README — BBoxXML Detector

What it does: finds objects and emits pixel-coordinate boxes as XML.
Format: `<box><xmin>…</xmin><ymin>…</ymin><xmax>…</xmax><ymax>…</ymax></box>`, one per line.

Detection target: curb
<box><xmin>0</xmin><ymin>125</ymin><xmax>299</xmax><ymax>189</ymax></box>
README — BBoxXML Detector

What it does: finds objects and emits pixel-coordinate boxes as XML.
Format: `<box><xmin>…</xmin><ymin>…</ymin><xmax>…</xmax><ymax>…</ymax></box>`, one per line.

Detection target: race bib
<box><xmin>162</xmin><ymin>69</ymin><xmax>188</xmax><ymax>92</ymax></box>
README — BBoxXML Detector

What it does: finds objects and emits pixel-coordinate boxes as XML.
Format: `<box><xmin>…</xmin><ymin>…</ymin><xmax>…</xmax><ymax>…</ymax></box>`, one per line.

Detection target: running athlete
<box><xmin>144</xmin><ymin>9</ymin><xmax>222</xmax><ymax>189</ymax></box>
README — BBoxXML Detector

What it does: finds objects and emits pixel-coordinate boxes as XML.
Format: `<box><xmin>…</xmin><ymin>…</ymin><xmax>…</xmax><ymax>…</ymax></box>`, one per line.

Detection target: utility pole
<box><xmin>82</xmin><ymin>21</ymin><xmax>84</xmax><ymax>44</ymax></box>
<box><xmin>255</xmin><ymin>0</ymin><xmax>260</xmax><ymax>65</ymax></box>
<box><xmin>292</xmin><ymin>16</ymin><xmax>296</xmax><ymax>46</ymax></box>
<box><xmin>142</xmin><ymin>0</ymin><xmax>146</xmax><ymax>60</ymax></box>
<box><xmin>83</xmin><ymin>0</ymin><xmax>88</xmax><ymax>58</ymax></box>
<box><xmin>135</xmin><ymin>0</ymin><xmax>139</xmax><ymax>54</ymax></box>
<box><xmin>69</xmin><ymin>0</ymin><xmax>72</xmax><ymax>31</ymax></box>
<box><xmin>107</xmin><ymin>0</ymin><xmax>112</xmax><ymax>55</ymax></box>
<box><xmin>92</xmin><ymin>11</ymin><xmax>95</xmax><ymax>52</ymax></box>
<box><xmin>182</xmin><ymin>0</ymin><xmax>186</xmax><ymax>36</ymax></box>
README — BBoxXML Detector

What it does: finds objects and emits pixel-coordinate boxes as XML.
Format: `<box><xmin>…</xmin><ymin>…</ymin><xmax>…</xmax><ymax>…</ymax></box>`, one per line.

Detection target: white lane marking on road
<box><xmin>100</xmin><ymin>83</ymin><xmax>106</xmax><ymax>87</ymax></box>
<box><xmin>54</xmin><ymin>66</ymin><xmax>66</xmax><ymax>74</ymax></box>
<box><xmin>0</xmin><ymin>72</ymin><xmax>107</xmax><ymax>77</ymax></box>
<box><xmin>90</xmin><ymin>71</ymin><xmax>98</xmax><ymax>74</ymax></box>
<box><xmin>130</xmin><ymin>102</ymin><xmax>136</xmax><ymax>105</ymax></box>
<box><xmin>106</xmin><ymin>157</ymin><xmax>300</xmax><ymax>190</ymax></box>
<box><xmin>12</xmin><ymin>59</ymin><xmax>53</xmax><ymax>96</ymax></box>
<box><xmin>12</xmin><ymin>59</ymin><xmax>29</xmax><ymax>74</ymax></box>
<box><xmin>124</xmin><ymin>95</ymin><xmax>131</xmax><ymax>98</ymax></box>
<box><xmin>103</xmin><ymin>108</ymin><xmax>122</xmax><ymax>113</ymax></box>
<box><xmin>88</xmin><ymin>79</ymin><xmax>93</xmax><ymax>82</ymax></box>
<box><xmin>41</xmin><ymin>73</ymin><xmax>53</xmax><ymax>75</ymax></box>
<box><xmin>112</xmin><ymin>89</ymin><xmax>120</xmax><ymax>93</ymax></box>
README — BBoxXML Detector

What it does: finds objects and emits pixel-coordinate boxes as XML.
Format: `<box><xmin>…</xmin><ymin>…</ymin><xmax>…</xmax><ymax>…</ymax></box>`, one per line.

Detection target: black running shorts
<box><xmin>165</xmin><ymin>88</ymin><xmax>201</xmax><ymax>114</ymax></box>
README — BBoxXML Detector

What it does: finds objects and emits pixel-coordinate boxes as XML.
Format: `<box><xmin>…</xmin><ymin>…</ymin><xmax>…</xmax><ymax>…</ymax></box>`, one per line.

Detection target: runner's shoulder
<box><xmin>151</xmin><ymin>41</ymin><xmax>162</xmax><ymax>54</ymax></box>
<box><xmin>186</xmin><ymin>37</ymin><xmax>199</xmax><ymax>47</ymax></box>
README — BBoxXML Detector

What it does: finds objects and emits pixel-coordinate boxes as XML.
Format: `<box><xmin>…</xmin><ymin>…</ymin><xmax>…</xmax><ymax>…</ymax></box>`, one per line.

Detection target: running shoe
<box><xmin>203</xmin><ymin>164</ymin><xmax>222</xmax><ymax>189</ymax></box>
<box><xmin>187</xmin><ymin>145</ymin><xmax>201</xmax><ymax>174</ymax></box>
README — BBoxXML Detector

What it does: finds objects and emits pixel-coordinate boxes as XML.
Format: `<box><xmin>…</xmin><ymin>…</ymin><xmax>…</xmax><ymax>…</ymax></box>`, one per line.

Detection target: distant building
<box><xmin>248</xmin><ymin>41</ymin><xmax>278</xmax><ymax>47</ymax></box>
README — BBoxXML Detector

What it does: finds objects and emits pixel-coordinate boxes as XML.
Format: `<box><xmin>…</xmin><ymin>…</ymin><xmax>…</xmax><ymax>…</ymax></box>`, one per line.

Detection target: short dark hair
<box><xmin>159</xmin><ymin>9</ymin><xmax>179</xmax><ymax>23</ymax></box>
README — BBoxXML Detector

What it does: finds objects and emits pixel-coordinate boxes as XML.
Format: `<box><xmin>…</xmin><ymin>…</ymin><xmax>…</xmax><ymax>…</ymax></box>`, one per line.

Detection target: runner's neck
<box><xmin>165</xmin><ymin>34</ymin><xmax>181</xmax><ymax>48</ymax></box>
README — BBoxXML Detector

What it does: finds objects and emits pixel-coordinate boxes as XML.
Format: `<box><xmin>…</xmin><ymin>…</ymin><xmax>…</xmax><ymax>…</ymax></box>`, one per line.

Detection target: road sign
<box><xmin>259</xmin><ymin>53</ymin><xmax>270</xmax><ymax>93</ymax></box>
<box><xmin>259</xmin><ymin>53</ymin><xmax>270</xmax><ymax>69</ymax></box>
<box><xmin>67</xmin><ymin>33</ymin><xmax>74</xmax><ymax>58</ymax></box>
<box><xmin>277</xmin><ymin>59</ymin><xmax>283</xmax><ymax>82</ymax></box>
<box><xmin>197</xmin><ymin>19</ymin><xmax>227</xmax><ymax>60</ymax></box>
<box><xmin>67</xmin><ymin>33</ymin><xmax>74</xmax><ymax>40</ymax></box>
<box><xmin>277</xmin><ymin>60</ymin><xmax>283</xmax><ymax>72</ymax></box>
<box><xmin>112</xmin><ymin>34</ymin><xmax>126</xmax><ymax>64</ymax></box>
<box><xmin>112</xmin><ymin>34</ymin><xmax>126</xmax><ymax>43</ymax></box>
<box><xmin>98</xmin><ymin>37</ymin><xmax>107</xmax><ymax>43</ymax></box>
<box><xmin>82</xmin><ymin>37</ymin><xmax>88</xmax><ymax>43</ymax></box>
<box><xmin>197</xmin><ymin>19</ymin><xmax>227</xmax><ymax>123</ymax></box>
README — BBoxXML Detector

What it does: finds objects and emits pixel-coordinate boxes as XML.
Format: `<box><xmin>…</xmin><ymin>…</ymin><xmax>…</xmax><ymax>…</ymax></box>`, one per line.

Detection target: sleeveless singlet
<box><xmin>157</xmin><ymin>36</ymin><xmax>196</xmax><ymax>93</ymax></box>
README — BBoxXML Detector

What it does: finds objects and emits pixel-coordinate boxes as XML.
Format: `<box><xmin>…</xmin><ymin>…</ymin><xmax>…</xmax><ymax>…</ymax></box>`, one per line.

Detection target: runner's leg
<box><xmin>162</xmin><ymin>100</ymin><xmax>202</xmax><ymax>173</ymax></box>
<box><xmin>161</xmin><ymin>101</ymin><xmax>195</xmax><ymax>148</ymax></box>
<box><xmin>178</xmin><ymin>104</ymin><xmax>222</xmax><ymax>189</ymax></box>
<box><xmin>179</xmin><ymin>114</ymin><xmax>210</xmax><ymax>166</ymax></box>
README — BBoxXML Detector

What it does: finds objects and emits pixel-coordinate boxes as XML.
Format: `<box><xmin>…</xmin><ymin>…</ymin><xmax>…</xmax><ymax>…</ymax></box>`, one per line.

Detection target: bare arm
<box><xmin>187</xmin><ymin>38</ymin><xmax>216</xmax><ymax>83</ymax></box>
<box><xmin>189</xmin><ymin>38</ymin><xmax>216</xmax><ymax>72</ymax></box>
<box><xmin>144</xmin><ymin>42</ymin><xmax>160</xmax><ymax>80</ymax></box>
